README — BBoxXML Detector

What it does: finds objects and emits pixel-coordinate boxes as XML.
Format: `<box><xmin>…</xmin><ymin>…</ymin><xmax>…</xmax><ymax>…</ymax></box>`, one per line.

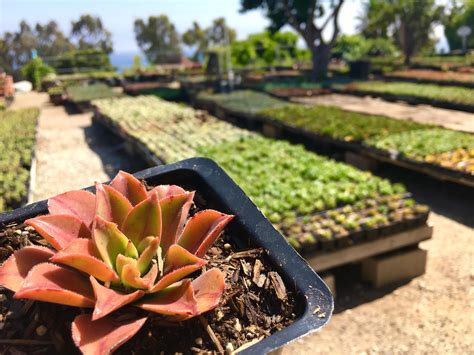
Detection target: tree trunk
<box><xmin>404</xmin><ymin>54</ymin><xmax>411</xmax><ymax>66</ymax></box>
<box><xmin>310</xmin><ymin>43</ymin><xmax>331</xmax><ymax>81</ymax></box>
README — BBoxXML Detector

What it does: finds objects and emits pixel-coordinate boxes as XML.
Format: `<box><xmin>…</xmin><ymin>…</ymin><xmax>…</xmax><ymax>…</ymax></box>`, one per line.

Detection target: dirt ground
<box><xmin>294</xmin><ymin>94</ymin><xmax>474</xmax><ymax>133</ymax></box>
<box><xmin>9</xmin><ymin>92</ymin><xmax>474</xmax><ymax>354</ymax></box>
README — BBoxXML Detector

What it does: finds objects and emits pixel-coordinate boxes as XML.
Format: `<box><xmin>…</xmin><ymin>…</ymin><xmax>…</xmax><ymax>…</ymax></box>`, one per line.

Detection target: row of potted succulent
<box><xmin>92</xmin><ymin>96</ymin><xmax>427</xmax><ymax>253</ymax></box>
<box><xmin>197</xmin><ymin>90</ymin><xmax>474</xmax><ymax>177</ymax></box>
<box><xmin>0</xmin><ymin>108</ymin><xmax>39</xmax><ymax>212</ymax></box>
<box><xmin>278</xmin><ymin>194</ymin><xmax>429</xmax><ymax>253</ymax></box>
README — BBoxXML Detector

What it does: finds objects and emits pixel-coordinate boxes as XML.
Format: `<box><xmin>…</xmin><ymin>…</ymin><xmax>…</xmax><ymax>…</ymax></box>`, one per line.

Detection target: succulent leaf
<box><xmin>48</xmin><ymin>190</ymin><xmax>96</xmax><ymax>227</ymax></box>
<box><xmin>25</xmin><ymin>214</ymin><xmax>91</xmax><ymax>251</ymax></box>
<box><xmin>136</xmin><ymin>236</ymin><xmax>156</xmax><ymax>254</ymax></box>
<box><xmin>124</xmin><ymin>240</ymin><xmax>139</xmax><ymax>259</ymax></box>
<box><xmin>148</xmin><ymin>264</ymin><xmax>206</xmax><ymax>294</ymax></box>
<box><xmin>159</xmin><ymin>191</ymin><xmax>194</xmax><ymax>253</ymax></box>
<box><xmin>15</xmin><ymin>263</ymin><xmax>95</xmax><ymax>307</ymax></box>
<box><xmin>120</xmin><ymin>262</ymin><xmax>156</xmax><ymax>289</ymax></box>
<box><xmin>178</xmin><ymin>210</ymin><xmax>234</xmax><ymax>257</ymax></box>
<box><xmin>137</xmin><ymin>237</ymin><xmax>160</xmax><ymax>274</ymax></box>
<box><xmin>95</xmin><ymin>183</ymin><xmax>133</xmax><ymax>226</ymax></box>
<box><xmin>92</xmin><ymin>216</ymin><xmax>130</xmax><ymax>270</ymax></box>
<box><xmin>148</xmin><ymin>185</ymin><xmax>185</xmax><ymax>200</ymax></box>
<box><xmin>0</xmin><ymin>246</ymin><xmax>54</xmax><ymax>292</ymax></box>
<box><xmin>163</xmin><ymin>244</ymin><xmax>207</xmax><ymax>275</ymax></box>
<box><xmin>121</xmin><ymin>192</ymin><xmax>162</xmax><ymax>247</ymax></box>
<box><xmin>115</xmin><ymin>254</ymin><xmax>136</xmax><ymax>276</ymax></box>
<box><xmin>72</xmin><ymin>314</ymin><xmax>147</xmax><ymax>355</ymax></box>
<box><xmin>192</xmin><ymin>268</ymin><xmax>225</xmax><ymax>314</ymax></box>
<box><xmin>110</xmin><ymin>171</ymin><xmax>148</xmax><ymax>206</ymax></box>
<box><xmin>148</xmin><ymin>244</ymin><xmax>207</xmax><ymax>294</ymax></box>
<box><xmin>90</xmin><ymin>276</ymin><xmax>144</xmax><ymax>320</ymax></box>
<box><xmin>51</xmin><ymin>239</ymin><xmax>120</xmax><ymax>284</ymax></box>
<box><xmin>135</xmin><ymin>280</ymin><xmax>198</xmax><ymax>316</ymax></box>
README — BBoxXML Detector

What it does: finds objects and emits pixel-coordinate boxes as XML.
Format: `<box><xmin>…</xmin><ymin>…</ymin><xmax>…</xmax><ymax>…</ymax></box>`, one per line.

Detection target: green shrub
<box><xmin>21</xmin><ymin>57</ymin><xmax>55</xmax><ymax>90</ymax></box>
<box><xmin>0</xmin><ymin>108</ymin><xmax>39</xmax><ymax>211</ymax></box>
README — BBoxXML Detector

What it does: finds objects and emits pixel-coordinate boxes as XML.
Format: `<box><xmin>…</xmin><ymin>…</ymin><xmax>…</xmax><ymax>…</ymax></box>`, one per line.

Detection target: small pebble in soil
<box><xmin>234</xmin><ymin>319</ymin><xmax>242</xmax><ymax>332</ymax></box>
<box><xmin>36</xmin><ymin>325</ymin><xmax>48</xmax><ymax>336</ymax></box>
<box><xmin>194</xmin><ymin>337</ymin><xmax>203</xmax><ymax>346</ymax></box>
<box><xmin>225</xmin><ymin>342</ymin><xmax>234</xmax><ymax>354</ymax></box>
<box><xmin>224</xmin><ymin>243</ymin><xmax>231</xmax><ymax>250</ymax></box>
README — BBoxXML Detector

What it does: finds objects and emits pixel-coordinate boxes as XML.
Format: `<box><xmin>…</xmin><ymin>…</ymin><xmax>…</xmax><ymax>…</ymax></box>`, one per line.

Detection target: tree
<box><xmin>444</xmin><ymin>0</ymin><xmax>474</xmax><ymax>51</ymax></box>
<box><xmin>358</xmin><ymin>0</ymin><xmax>395</xmax><ymax>38</ymax></box>
<box><xmin>0</xmin><ymin>20</ymin><xmax>72</xmax><ymax>76</ymax></box>
<box><xmin>134</xmin><ymin>15</ymin><xmax>182</xmax><ymax>64</ymax></box>
<box><xmin>0</xmin><ymin>37</ymin><xmax>15</xmax><ymax>74</ymax></box>
<box><xmin>182</xmin><ymin>22</ymin><xmax>207</xmax><ymax>60</ymax></box>
<box><xmin>240</xmin><ymin>0</ymin><xmax>345</xmax><ymax>79</ymax></box>
<box><xmin>358</xmin><ymin>0</ymin><xmax>444</xmax><ymax>65</ymax></box>
<box><xmin>182</xmin><ymin>18</ymin><xmax>236</xmax><ymax>61</ymax></box>
<box><xmin>333</xmin><ymin>34</ymin><xmax>398</xmax><ymax>61</ymax></box>
<box><xmin>230</xmin><ymin>31</ymin><xmax>300</xmax><ymax>67</ymax></box>
<box><xmin>35</xmin><ymin>21</ymin><xmax>74</xmax><ymax>58</ymax></box>
<box><xmin>8</xmin><ymin>21</ymin><xmax>37</xmax><ymax>69</ymax></box>
<box><xmin>71</xmin><ymin>15</ymin><xmax>113</xmax><ymax>53</ymax></box>
<box><xmin>205</xmin><ymin>18</ymin><xmax>237</xmax><ymax>47</ymax></box>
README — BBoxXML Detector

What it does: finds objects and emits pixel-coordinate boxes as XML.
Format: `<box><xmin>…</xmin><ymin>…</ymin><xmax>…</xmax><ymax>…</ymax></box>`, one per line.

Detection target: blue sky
<box><xmin>0</xmin><ymin>0</ymin><xmax>364</xmax><ymax>53</ymax></box>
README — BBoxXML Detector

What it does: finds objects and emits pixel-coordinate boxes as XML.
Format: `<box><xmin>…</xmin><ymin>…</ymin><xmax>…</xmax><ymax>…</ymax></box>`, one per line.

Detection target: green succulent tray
<box><xmin>92</xmin><ymin>95</ymin><xmax>430</xmax><ymax>255</ymax></box>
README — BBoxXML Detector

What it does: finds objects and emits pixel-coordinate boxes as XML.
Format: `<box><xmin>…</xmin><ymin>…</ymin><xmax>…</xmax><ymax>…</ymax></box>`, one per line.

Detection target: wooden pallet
<box><xmin>306</xmin><ymin>224</ymin><xmax>432</xmax><ymax>272</ymax></box>
<box><xmin>306</xmin><ymin>224</ymin><xmax>432</xmax><ymax>290</ymax></box>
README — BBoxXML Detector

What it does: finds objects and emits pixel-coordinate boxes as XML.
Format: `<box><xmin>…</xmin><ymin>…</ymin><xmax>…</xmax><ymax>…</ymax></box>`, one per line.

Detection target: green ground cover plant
<box><xmin>0</xmin><ymin>108</ymin><xmax>39</xmax><ymax>211</ymax></box>
<box><xmin>341</xmin><ymin>81</ymin><xmax>474</xmax><ymax>105</ymax></box>
<box><xmin>200</xmin><ymin>90</ymin><xmax>473</xmax><ymax>175</ymax></box>
<box><xmin>368</xmin><ymin>128</ymin><xmax>474</xmax><ymax>158</ymax></box>
<box><xmin>198</xmin><ymin>137</ymin><xmax>403</xmax><ymax>222</ymax></box>
<box><xmin>197</xmin><ymin>90</ymin><xmax>287</xmax><ymax>115</ymax></box>
<box><xmin>67</xmin><ymin>83</ymin><xmax>121</xmax><ymax>103</ymax></box>
<box><xmin>259</xmin><ymin>104</ymin><xmax>426</xmax><ymax>142</ymax></box>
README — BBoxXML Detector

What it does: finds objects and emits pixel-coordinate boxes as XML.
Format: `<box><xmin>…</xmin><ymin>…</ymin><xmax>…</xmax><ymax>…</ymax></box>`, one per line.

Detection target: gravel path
<box><xmin>294</xmin><ymin>94</ymin><xmax>474</xmax><ymax>133</ymax></box>
<box><xmin>12</xmin><ymin>92</ymin><xmax>146</xmax><ymax>201</ymax></box>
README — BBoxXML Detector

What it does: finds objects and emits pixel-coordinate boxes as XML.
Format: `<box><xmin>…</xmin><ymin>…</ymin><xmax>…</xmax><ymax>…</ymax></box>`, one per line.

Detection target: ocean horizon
<box><xmin>110</xmin><ymin>48</ymin><xmax>195</xmax><ymax>72</ymax></box>
<box><xmin>109</xmin><ymin>52</ymin><xmax>148</xmax><ymax>72</ymax></box>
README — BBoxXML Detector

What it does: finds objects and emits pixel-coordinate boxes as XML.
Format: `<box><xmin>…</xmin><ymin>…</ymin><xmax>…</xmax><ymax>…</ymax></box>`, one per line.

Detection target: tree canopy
<box><xmin>231</xmin><ymin>31</ymin><xmax>308</xmax><ymax>67</ymax></box>
<box><xmin>134</xmin><ymin>15</ymin><xmax>182</xmax><ymax>64</ymax></box>
<box><xmin>70</xmin><ymin>15</ymin><xmax>113</xmax><ymax>54</ymax></box>
<box><xmin>358</xmin><ymin>0</ymin><xmax>444</xmax><ymax>64</ymax></box>
<box><xmin>240</xmin><ymin>0</ymin><xmax>345</xmax><ymax>79</ymax></box>
<box><xmin>182</xmin><ymin>18</ymin><xmax>236</xmax><ymax>61</ymax></box>
<box><xmin>444</xmin><ymin>0</ymin><xmax>474</xmax><ymax>51</ymax></box>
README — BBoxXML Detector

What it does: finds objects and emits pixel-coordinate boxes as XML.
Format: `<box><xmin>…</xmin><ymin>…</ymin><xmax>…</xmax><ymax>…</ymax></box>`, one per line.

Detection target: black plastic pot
<box><xmin>0</xmin><ymin>158</ymin><xmax>333</xmax><ymax>354</ymax></box>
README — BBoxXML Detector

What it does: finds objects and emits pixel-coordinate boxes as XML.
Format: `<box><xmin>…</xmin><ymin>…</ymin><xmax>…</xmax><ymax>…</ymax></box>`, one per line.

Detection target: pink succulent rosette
<box><xmin>0</xmin><ymin>171</ymin><xmax>233</xmax><ymax>355</ymax></box>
